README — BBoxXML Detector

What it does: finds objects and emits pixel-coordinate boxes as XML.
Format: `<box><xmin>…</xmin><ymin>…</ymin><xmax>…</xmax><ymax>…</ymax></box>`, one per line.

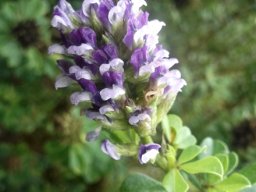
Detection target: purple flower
<box><xmin>50</xmin><ymin>0</ymin><xmax>186</xmax><ymax>161</ymax></box>
<box><xmin>101</xmin><ymin>139</ymin><xmax>121</xmax><ymax>160</ymax></box>
<box><xmin>51</xmin><ymin>0</ymin><xmax>78</xmax><ymax>31</ymax></box>
<box><xmin>138</xmin><ymin>143</ymin><xmax>161</xmax><ymax>164</ymax></box>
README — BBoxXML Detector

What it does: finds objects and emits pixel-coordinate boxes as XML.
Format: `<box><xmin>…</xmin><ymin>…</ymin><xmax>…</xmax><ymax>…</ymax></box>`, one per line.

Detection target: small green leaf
<box><xmin>200</xmin><ymin>138</ymin><xmax>229</xmax><ymax>158</ymax></box>
<box><xmin>178</xmin><ymin>145</ymin><xmax>205</xmax><ymax>165</ymax></box>
<box><xmin>162</xmin><ymin>170</ymin><xmax>189</xmax><ymax>192</ymax></box>
<box><xmin>207</xmin><ymin>154</ymin><xmax>229</xmax><ymax>184</ymax></box>
<box><xmin>181</xmin><ymin>156</ymin><xmax>224</xmax><ymax>178</ymax></box>
<box><xmin>174</xmin><ymin>126</ymin><xmax>196</xmax><ymax>149</ymax></box>
<box><xmin>216</xmin><ymin>154</ymin><xmax>229</xmax><ymax>174</ymax></box>
<box><xmin>239</xmin><ymin>162</ymin><xmax>256</xmax><ymax>184</ymax></box>
<box><xmin>167</xmin><ymin>114</ymin><xmax>183</xmax><ymax>130</ymax></box>
<box><xmin>162</xmin><ymin>114</ymin><xmax>183</xmax><ymax>143</ymax></box>
<box><xmin>120</xmin><ymin>173</ymin><xmax>167</xmax><ymax>192</ymax></box>
<box><xmin>214</xmin><ymin>173</ymin><xmax>251</xmax><ymax>192</ymax></box>
<box><xmin>226</xmin><ymin>152</ymin><xmax>238</xmax><ymax>175</ymax></box>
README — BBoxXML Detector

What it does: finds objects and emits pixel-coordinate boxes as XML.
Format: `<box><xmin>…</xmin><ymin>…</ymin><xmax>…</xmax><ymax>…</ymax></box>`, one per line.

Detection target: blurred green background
<box><xmin>0</xmin><ymin>0</ymin><xmax>255</xmax><ymax>191</ymax></box>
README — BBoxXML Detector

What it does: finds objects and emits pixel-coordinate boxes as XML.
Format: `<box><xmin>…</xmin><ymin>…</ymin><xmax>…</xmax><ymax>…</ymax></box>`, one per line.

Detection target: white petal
<box><xmin>48</xmin><ymin>44</ymin><xmax>65</xmax><ymax>54</ymax></box>
<box><xmin>160</xmin><ymin>58</ymin><xmax>179</xmax><ymax>69</ymax></box>
<box><xmin>129</xmin><ymin>112</ymin><xmax>151</xmax><ymax>125</ymax></box>
<box><xmin>110</xmin><ymin>58</ymin><xmax>124</xmax><ymax>72</ymax></box>
<box><xmin>141</xmin><ymin>149</ymin><xmax>159</xmax><ymax>164</ymax></box>
<box><xmin>108</xmin><ymin>5</ymin><xmax>125</xmax><ymax>25</ymax></box>
<box><xmin>99</xmin><ymin>58</ymin><xmax>124</xmax><ymax>75</ymax></box>
<box><xmin>138</xmin><ymin>64</ymin><xmax>154</xmax><ymax>76</ymax></box>
<box><xmin>134</xmin><ymin>20</ymin><xmax>165</xmax><ymax>43</ymax></box>
<box><xmin>67</xmin><ymin>44</ymin><xmax>93</xmax><ymax>56</ymax></box>
<box><xmin>59</xmin><ymin>0</ymin><xmax>75</xmax><ymax>14</ymax></box>
<box><xmin>69</xmin><ymin>65</ymin><xmax>81</xmax><ymax>74</ymax></box>
<box><xmin>55</xmin><ymin>75</ymin><xmax>73</xmax><ymax>89</ymax></box>
<box><xmin>82</xmin><ymin>0</ymin><xmax>100</xmax><ymax>17</ymax></box>
<box><xmin>99</xmin><ymin>105</ymin><xmax>115</xmax><ymax>114</ymax></box>
<box><xmin>99</xmin><ymin>64</ymin><xmax>110</xmax><ymax>75</ymax></box>
<box><xmin>100</xmin><ymin>85</ymin><xmax>125</xmax><ymax>101</ymax></box>
<box><xmin>75</xmin><ymin>69</ymin><xmax>93</xmax><ymax>80</ymax></box>
<box><xmin>70</xmin><ymin>92</ymin><xmax>91</xmax><ymax>105</ymax></box>
<box><xmin>154</xmin><ymin>49</ymin><xmax>169</xmax><ymax>60</ymax></box>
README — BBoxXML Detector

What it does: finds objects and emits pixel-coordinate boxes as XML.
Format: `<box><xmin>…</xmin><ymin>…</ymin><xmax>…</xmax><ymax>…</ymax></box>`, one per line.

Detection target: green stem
<box><xmin>141</xmin><ymin>135</ymin><xmax>153</xmax><ymax>144</ymax></box>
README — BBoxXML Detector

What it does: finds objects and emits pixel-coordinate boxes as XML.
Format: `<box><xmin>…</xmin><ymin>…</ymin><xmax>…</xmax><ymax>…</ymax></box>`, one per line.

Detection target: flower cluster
<box><xmin>50</xmin><ymin>0</ymin><xmax>186</xmax><ymax>164</ymax></box>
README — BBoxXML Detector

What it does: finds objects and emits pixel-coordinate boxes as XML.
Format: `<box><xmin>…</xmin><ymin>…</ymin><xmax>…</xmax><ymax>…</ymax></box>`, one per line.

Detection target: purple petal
<box><xmin>78</xmin><ymin>79</ymin><xmax>98</xmax><ymax>94</ymax></box>
<box><xmin>92</xmin><ymin>49</ymin><xmax>108</xmax><ymax>64</ymax></box>
<box><xmin>57</xmin><ymin>59</ymin><xmax>72</xmax><ymax>74</ymax></box>
<box><xmin>123</xmin><ymin>30</ymin><xmax>134</xmax><ymax>50</ymax></box>
<box><xmin>101</xmin><ymin>140</ymin><xmax>121</xmax><ymax>160</ymax></box>
<box><xmin>150</xmin><ymin>66</ymin><xmax>168</xmax><ymax>80</ymax></box>
<box><xmin>102</xmin><ymin>71</ymin><xmax>124</xmax><ymax>87</ymax></box>
<box><xmin>130</xmin><ymin>46</ymin><xmax>147</xmax><ymax>73</ymax></box>
<box><xmin>97</xmin><ymin>4</ymin><xmax>110</xmax><ymax>27</ymax></box>
<box><xmin>75</xmin><ymin>27</ymin><xmax>97</xmax><ymax>47</ymax></box>
<box><xmin>74</xmin><ymin>56</ymin><xmax>98</xmax><ymax>74</ymax></box>
<box><xmin>138</xmin><ymin>143</ymin><xmax>161</xmax><ymax>164</ymax></box>
<box><xmin>103</xmin><ymin>44</ymin><xmax>118</xmax><ymax>59</ymax></box>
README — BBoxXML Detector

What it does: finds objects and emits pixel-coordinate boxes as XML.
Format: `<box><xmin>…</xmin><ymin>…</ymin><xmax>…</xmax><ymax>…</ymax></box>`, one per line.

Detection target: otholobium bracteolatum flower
<box><xmin>49</xmin><ymin>0</ymin><xmax>186</xmax><ymax>165</ymax></box>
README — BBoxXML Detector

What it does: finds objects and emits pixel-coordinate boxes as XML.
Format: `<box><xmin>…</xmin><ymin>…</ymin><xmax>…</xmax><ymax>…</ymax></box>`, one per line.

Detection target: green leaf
<box><xmin>162</xmin><ymin>114</ymin><xmax>183</xmax><ymax>142</ymax></box>
<box><xmin>167</xmin><ymin>114</ymin><xmax>183</xmax><ymax>130</ymax></box>
<box><xmin>181</xmin><ymin>156</ymin><xmax>224</xmax><ymax>178</ymax></box>
<box><xmin>178</xmin><ymin>145</ymin><xmax>205</xmax><ymax>165</ymax></box>
<box><xmin>120</xmin><ymin>173</ymin><xmax>167</xmax><ymax>192</ymax></box>
<box><xmin>216</xmin><ymin>154</ymin><xmax>229</xmax><ymax>174</ymax></box>
<box><xmin>200</xmin><ymin>138</ymin><xmax>229</xmax><ymax>158</ymax></box>
<box><xmin>207</xmin><ymin>154</ymin><xmax>229</xmax><ymax>184</ymax></box>
<box><xmin>174</xmin><ymin>126</ymin><xmax>196</xmax><ymax>149</ymax></box>
<box><xmin>226</xmin><ymin>152</ymin><xmax>238</xmax><ymax>175</ymax></box>
<box><xmin>69</xmin><ymin>144</ymin><xmax>87</xmax><ymax>175</ymax></box>
<box><xmin>162</xmin><ymin>170</ymin><xmax>189</xmax><ymax>192</ymax></box>
<box><xmin>214</xmin><ymin>173</ymin><xmax>251</xmax><ymax>192</ymax></box>
<box><xmin>239</xmin><ymin>162</ymin><xmax>256</xmax><ymax>184</ymax></box>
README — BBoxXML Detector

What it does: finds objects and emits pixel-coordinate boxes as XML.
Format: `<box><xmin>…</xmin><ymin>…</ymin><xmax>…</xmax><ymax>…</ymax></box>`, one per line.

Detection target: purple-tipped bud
<box><xmin>101</xmin><ymin>140</ymin><xmax>121</xmax><ymax>160</ymax></box>
<box><xmin>86</xmin><ymin>127</ymin><xmax>101</xmax><ymax>142</ymax></box>
<box><xmin>138</xmin><ymin>143</ymin><xmax>161</xmax><ymax>164</ymax></box>
<box><xmin>129</xmin><ymin>110</ymin><xmax>151</xmax><ymax>126</ymax></box>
